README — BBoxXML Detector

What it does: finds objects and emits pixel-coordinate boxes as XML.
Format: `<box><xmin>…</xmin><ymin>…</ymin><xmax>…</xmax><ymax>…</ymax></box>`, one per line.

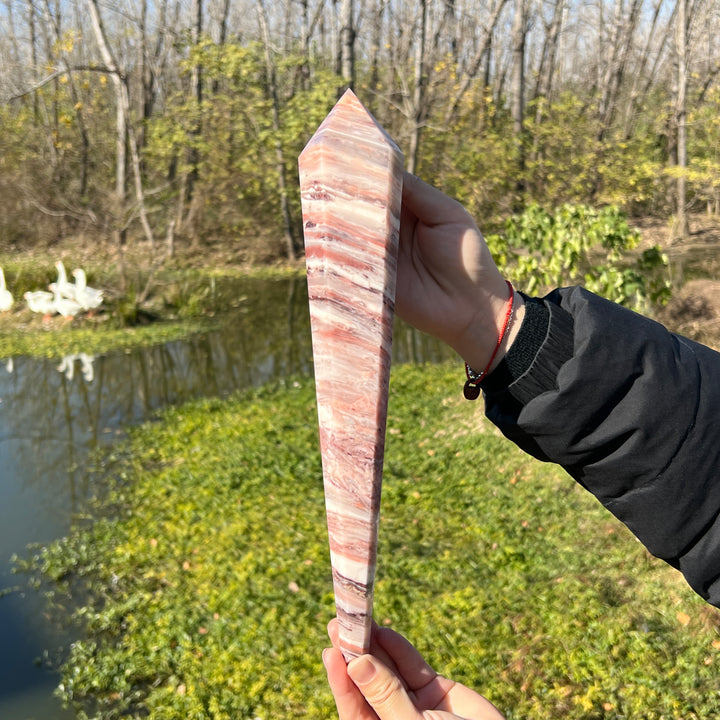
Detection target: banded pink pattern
<box><xmin>299</xmin><ymin>89</ymin><xmax>404</xmax><ymax>661</ymax></box>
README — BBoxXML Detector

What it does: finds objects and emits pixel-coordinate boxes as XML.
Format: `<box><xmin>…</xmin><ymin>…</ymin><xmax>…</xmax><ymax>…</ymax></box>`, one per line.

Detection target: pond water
<box><xmin>0</xmin><ymin>276</ymin><xmax>454</xmax><ymax>720</ymax></box>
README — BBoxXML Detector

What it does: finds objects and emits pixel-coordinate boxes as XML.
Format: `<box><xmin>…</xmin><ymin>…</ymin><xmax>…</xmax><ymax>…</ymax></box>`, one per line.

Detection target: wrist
<box><xmin>454</xmin><ymin>285</ymin><xmax>525</xmax><ymax>376</ymax></box>
<box><xmin>460</xmin><ymin>282</ymin><xmax>525</xmax><ymax>400</ymax></box>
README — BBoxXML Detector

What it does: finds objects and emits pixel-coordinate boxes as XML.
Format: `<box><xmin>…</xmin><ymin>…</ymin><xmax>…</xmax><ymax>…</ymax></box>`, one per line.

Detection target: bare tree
<box><xmin>87</xmin><ymin>0</ymin><xmax>155</xmax><ymax>248</ymax></box>
<box><xmin>672</xmin><ymin>0</ymin><xmax>690</xmax><ymax>240</ymax></box>
<box><xmin>533</xmin><ymin>0</ymin><xmax>564</xmax><ymax>109</ymax></box>
<box><xmin>511</xmin><ymin>0</ymin><xmax>528</xmax><ymax>202</ymax></box>
<box><xmin>256</xmin><ymin>0</ymin><xmax>298</xmax><ymax>260</ymax></box>
<box><xmin>367</xmin><ymin>0</ymin><xmax>387</xmax><ymax>111</ymax></box>
<box><xmin>406</xmin><ymin>0</ymin><xmax>427</xmax><ymax>175</ymax></box>
<box><xmin>42</xmin><ymin>0</ymin><xmax>91</xmax><ymax>196</ymax></box>
<box><xmin>173</xmin><ymin>0</ymin><xmax>204</xmax><ymax>235</ymax></box>
<box><xmin>622</xmin><ymin>0</ymin><xmax>665</xmax><ymax>138</ymax></box>
<box><xmin>339</xmin><ymin>0</ymin><xmax>355</xmax><ymax>90</ymax></box>
<box><xmin>443</xmin><ymin>0</ymin><xmax>509</xmax><ymax>127</ymax></box>
<box><xmin>27</xmin><ymin>0</ymin><xmax>40</xmax><ymax>123</ymax></box>
<box><xmin>596</xmin><ymin>0</ymin><xmax>643</xmax><ymax>142</ymax></box>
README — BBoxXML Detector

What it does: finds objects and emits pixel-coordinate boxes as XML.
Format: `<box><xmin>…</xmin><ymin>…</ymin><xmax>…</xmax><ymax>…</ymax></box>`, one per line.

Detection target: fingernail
<box><xmin>321</xmin><ymin>648</ymin><xmax>329</xmax><ymax>667</ymax></box>
<box><xmin>348</xmin><ymin>655</ymin><xmax>377</xmax><ymax>685</ymax></box>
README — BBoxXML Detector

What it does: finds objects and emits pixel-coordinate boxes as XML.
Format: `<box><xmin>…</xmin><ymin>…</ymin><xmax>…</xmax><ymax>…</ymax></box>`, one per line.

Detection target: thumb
<box><xmin>348</xmin><ymin>655</ymin><xmax>422</xmax><ymax>720</ymax></box>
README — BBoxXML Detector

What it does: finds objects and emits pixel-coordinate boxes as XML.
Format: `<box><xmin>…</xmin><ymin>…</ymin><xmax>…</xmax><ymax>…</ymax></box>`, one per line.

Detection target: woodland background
<box><xmin>1</xmin><ymin>0</ymin><xmax>719</xmax><ymax>264</ymax></box>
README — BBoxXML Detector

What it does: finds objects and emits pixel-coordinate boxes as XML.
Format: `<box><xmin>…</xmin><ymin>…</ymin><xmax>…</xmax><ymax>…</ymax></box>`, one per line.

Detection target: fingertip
<box><xmin>324</xmin><ymin>645</ymin><xmax>369</xmax><ymax>715</ymax></box>
<box><xmin>327</xmin><ymin>617</ymin><xmax>340</xmax><ymax>646</ymax></box>
<box><xmin>347</xmin><ymin>654</ymin><xmax>378</xmax><ymax>685</ymax></box>
<box><xmin>323</xmin><ymin>646</ymin><xmax>347</xmax><ymax>681</ymax></box>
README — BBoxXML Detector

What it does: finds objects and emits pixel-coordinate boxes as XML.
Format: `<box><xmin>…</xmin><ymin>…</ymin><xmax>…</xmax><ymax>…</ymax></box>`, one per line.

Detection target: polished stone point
<box><xmin>299</xmin><ymin>89</ymin><xmax>404</xmax><ymax>661</ymax></box>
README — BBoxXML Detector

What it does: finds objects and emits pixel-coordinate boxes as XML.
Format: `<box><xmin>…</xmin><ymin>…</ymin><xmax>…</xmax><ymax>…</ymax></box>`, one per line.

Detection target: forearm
<box><xmin>481</xmin><ymin>286</ymin><xmax>720</xmax><ymax>606</ymax></box>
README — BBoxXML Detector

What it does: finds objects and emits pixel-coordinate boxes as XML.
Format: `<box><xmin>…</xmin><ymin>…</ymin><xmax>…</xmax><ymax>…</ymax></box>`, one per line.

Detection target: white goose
<box><xmin>0</xmin><ymin>267</ymin><xmax>13</xmax><ymax>312</ymax></box>
<box><xmin>54</xmin><ymin>261</ymin><xmax>77</xmax><ymax>300</ymax></box>
<box><xmin>24</xmin><ymin>290</ymin><xmax>56</xmax><ymax>316</ymax></box>
<box><xmin>49</xmin><ymin>283</ymin><xmax>82</xmax><ymax>318</ymax></box>
<box><xmin>57</xmin><ymin>354</ymin><xmax>77</xmax><ymax>380</ymax></box>
<box><xmin>72</xmin><ymin>268</ymin><xmax>103</xmax><ymax>311</ymax></box>
<box><xmin>79</xmin><ymin>352</ymin><xmax>95</xmax><ymax>383</ymax></box>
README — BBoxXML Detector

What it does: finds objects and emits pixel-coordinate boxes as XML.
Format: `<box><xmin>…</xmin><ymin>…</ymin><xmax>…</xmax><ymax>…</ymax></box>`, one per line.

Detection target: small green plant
<box><xmin>486</xmin><ymin>204</ymin><xmax>671</xmax><ymax>310</ymax></box>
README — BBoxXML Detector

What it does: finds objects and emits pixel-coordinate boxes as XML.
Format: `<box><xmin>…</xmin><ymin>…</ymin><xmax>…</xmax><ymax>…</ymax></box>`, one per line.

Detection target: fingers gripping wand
<box><xmin>299</xmin><ymin>90</ymin><xmax>404</xmax><ymax>661</ymax></box>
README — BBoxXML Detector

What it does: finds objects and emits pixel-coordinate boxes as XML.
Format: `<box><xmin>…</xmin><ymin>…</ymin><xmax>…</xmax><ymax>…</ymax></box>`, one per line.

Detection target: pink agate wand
<box><xmin>299</xmin><ymin>90</ymin><xmax>404</xmax><ymax>661</ymax></box>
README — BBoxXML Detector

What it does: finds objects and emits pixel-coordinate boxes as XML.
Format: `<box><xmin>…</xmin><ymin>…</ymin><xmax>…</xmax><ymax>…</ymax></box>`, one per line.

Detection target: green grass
<box><xmin>0</xmin><ymin>319</ymin><xmax>217</xmax><ymax>359</ymax></box>
<box><xmin>20</xmin><ymin>363</ymin><xmax>720</xmax><ymax>719</ymax></box>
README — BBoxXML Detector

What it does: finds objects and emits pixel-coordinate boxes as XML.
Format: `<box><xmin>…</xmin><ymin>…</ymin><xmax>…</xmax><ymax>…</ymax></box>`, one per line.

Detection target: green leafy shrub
<box><xmin>486</xmin><ymin>203</ymin><xmax>671</xmax><ymax>309</ymax></box>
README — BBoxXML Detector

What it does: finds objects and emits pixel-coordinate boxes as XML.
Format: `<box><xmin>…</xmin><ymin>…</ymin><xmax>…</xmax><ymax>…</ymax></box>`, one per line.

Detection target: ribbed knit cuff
<box><xmin>482</xmin><ymin>293</ymin><xmax>575</xmax><ymax>405</ymax></box>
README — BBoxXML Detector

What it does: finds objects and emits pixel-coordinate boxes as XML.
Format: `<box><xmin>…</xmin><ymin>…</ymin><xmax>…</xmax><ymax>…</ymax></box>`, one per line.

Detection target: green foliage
<box><xmin>525</xmin><ymin>92</ymin><xmax>667</xmax><ymax>213</ymax></box>
<box><xmin>18</xmin><ymin>364</ymin><xmax>720</xmax><ymax>719</ymax></box>
<box><xmin>594</xmin><ymin>135</ymin><xmax>666</xmax><ymax>212</ymax></box>
<box><xmin>144</xmin><ymin>39</ymin><xmax>338</xmax><ymax>254</ymax></box>
<box><xmin>686</xmin><ymin>85</ymin><xmax>720</xmax><ymax>213</ymax></box>
<box><xmin>525</xmin><ymin>93</ymin><xmax>602</xmax><ymax>207</ymax></box>
<box><xmin>0</xmin><ymin>73</ymin><xmax>117</xmax><ymax>247</ymax></box>
<box><xmin>2</xmin><ymin>30</ymin><xmax>714</xmax><ymax>257</ymax></box>
<box><xmin>420</xmin><ymin>88</ymin><xmax>520</xmax><ymax>226</ymax></box>
<box><xmin>487</xmin><ymin>204</ymin><xmax>671</xmax><ymax>309</ymax></box>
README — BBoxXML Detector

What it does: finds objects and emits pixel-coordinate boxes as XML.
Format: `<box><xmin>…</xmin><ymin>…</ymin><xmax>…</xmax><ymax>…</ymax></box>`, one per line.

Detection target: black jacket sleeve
<box><xmin>482</xmin><ymin>286</ymin><xmax>720</xmax><ymax>607</ymax></box>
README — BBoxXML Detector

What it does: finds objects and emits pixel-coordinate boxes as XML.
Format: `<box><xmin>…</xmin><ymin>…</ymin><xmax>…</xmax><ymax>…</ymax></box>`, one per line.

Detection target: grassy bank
<box><xmin>0</xmin><ymin>257</ymin><xmax>303</xmax><ymax>359</ymax></box>
<box><xmin>21</xmin><ymin>363</ymin><xmax>720</xmax><ymax>719</ymax></box>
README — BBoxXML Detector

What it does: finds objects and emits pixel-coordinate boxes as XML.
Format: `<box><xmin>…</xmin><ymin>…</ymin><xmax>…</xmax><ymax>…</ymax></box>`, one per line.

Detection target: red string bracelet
<box><xmin>463</xmin><ymin>279</ymin><xmax>515</xmax><ymax>400</ymax></box>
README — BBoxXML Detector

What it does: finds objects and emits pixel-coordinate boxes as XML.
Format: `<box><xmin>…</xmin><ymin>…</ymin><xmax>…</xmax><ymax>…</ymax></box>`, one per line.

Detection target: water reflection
<box><xmin>0</xmin><ymin>276</ymin><xmax>454</xmax><ymax>719</ymax></box>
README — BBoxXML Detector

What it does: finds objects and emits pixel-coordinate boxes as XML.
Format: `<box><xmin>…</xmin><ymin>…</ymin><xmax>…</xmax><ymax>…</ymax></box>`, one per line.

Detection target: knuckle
<box><xmin>367</xmin><ymin>674</ymin><xmax>403</xmax><ymax>708</ymax></box>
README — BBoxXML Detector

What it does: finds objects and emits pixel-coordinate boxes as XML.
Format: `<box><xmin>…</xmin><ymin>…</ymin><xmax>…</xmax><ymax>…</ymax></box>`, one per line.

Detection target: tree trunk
<box><xmin>298</xmin><ymin>0</ymin><xmax>310</xmax><ymax>90</ymax></box>
<box><xmin>256</xmin><ymin>0</ymin><xmax>297</xmax><ymax>261</ymax></box>
<box><xmin>445</xmin><ymin>0</ymin><xmax>458</xmax><ymax>63</ymax></box>
<box><xmin>672</xmin><ymin>0</ymin><xmax>690</xmax><ymax>241</ymax></box>
<box><xmin>41</xmin><ymin>0</ymin><xmax>90</xmax><ymax>197</ymax></box>
<box><xmin>87</xmin><ymin>0</ymin><xmax>155</xmax><ymax>249</ymax></box>
<box><xmin>137</xmin><ymin>0</ymin><xmax>161</xmax><ymax>153</ymax></box>
<box><xmin>26</xmin><ymin>0</ymin><xmax>40</xmax><ymax>123</ymax></box>
<box><xmin>443</xmin><ymin>0</ymin><xmax>508</xmax><ymax>126</ymax></box>
<box><xmin>530</xmin><ymin>0</ymin><xmax>564</xmax><ymax>180</ymax></box>
<box><xmin>597</xmin><ymin>0</ymin><xmax>642</xmax><ymax>142</ymax></box>
<box><xmin>533</xmin><ymin>0</ymin><xmax>564</xmax><ymax>107</ymax></box>
<box><xmin>406</xmin><ymin>0</ymin><xmax>427</xmax><ymax>175</ymax></box>
<box><xmin>368</xmin><ymin>0</ymin><xmax>386</xmax><ymax>112</ymax></box>
<box><xmin>339</xmin><ymin>0</ymin><xmax>355</xmax><ymax>91</ymax></box>
<box><xmin>511</xmin><ymin>0</ymin><xmax>527</xmax><ymax>204</ymax></box>
<box><xmin>218</xmin><ymin>0</ymin><xmax>231</xmax><ymax>44</ymax></box>
<box><xmin>185</xmin><ymin>0</ymin><xmax>203</xmax><ymax>222</ymax></box>
<box><xmin>622</xmin><ymin>0</ymin><xmax>663</xmax><ymax>138</ymax></box>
